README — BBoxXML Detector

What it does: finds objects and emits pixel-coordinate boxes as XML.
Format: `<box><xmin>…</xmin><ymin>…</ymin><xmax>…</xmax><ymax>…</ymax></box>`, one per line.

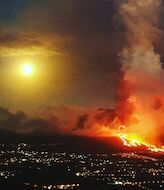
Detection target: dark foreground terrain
<box><xmin>0</xmin><ymin>135</ymin><xmax>163</xmax><ymax>190</ymax></box>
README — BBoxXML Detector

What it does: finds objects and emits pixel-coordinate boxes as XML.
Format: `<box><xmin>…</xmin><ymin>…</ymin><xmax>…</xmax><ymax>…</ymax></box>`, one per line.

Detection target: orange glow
<box><xmin>118</xmin><ymin>126</ymin><xmax>164</xmax><ymax>153</ymax></box>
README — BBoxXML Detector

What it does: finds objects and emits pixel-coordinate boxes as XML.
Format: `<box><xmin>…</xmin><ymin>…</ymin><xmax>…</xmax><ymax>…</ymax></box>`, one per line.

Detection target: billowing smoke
<box><xmin>0</xmin><ymin>106</ymin><xmax>56</xmax><ymax>134</ymax></box>
<box><xmin>0</xmin><ymin>105</ymin><xmax>117</xmax><ymax>137</ymax></box>
<box><xmin>116</xmin><ymin>0</ymin><xmax>164</xmax><ymax>146</ymax></box>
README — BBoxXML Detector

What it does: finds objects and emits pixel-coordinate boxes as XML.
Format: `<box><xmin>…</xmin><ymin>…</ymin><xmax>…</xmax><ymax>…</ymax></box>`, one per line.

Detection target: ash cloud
<box><xmin>116</xmin><ymin>0</ymin><xmax>164</xmax><ymax>146</ymax></box>
<box><xmin>95</xmin><ymin>108</ymin><xmax>116</xmax><ymax>125</ymax></box>
<box><xmin>73</xmin><ymin>114</ymin><xmax>89</xmax><ymax>131</ymax></box>
<box><xmin>0</xmin><ymin>106</ymin><xmax>56</xmax><ymax>134</ymax></box>
<box><xmin>0</xmin><ymin>105</ymin><xmax>118</xmax><ymax>136</ymax></box>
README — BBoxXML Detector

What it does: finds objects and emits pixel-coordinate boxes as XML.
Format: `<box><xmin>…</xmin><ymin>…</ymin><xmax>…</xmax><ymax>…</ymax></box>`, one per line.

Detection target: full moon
<box><xmin>21</xmin><ymin>64</ymin><xmax>33</xmax><ymax>76</ymax></box>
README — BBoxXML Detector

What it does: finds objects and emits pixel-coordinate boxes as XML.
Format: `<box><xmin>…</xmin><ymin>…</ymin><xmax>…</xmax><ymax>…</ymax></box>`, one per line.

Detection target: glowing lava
<box><xmin>118</xmin><ymin>126</ymin><xmax>164</xmax><ymax>153</ymax></box>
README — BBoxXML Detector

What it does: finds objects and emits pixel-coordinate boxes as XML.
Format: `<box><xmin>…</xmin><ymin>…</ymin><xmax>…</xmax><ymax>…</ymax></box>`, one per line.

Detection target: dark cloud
<box><xmin>95</xmin><ymin>108</ymin><xmax>116</xmax><ymax>126</ymax></box>
<box><xmin>0</xmin><ymin>31</ymin><xmax>42</xmax><ymax>47</ymax></box>
<box><xmin>0</xmin><ymin>105</ymin><xmax>88</xmax><ymax>135</ymax></box>
<box><xmin>0</xmin><ymin>105</ymin><xmax>120</xmax><ymax>136</ymax></box>
<box><xmin>0</xmin><ymin>30</ymin><xmax>69</xmax><ymax>57</ymax></box>
<box><xmin>0</xmin><ymin>106</ymin><xmax>56</xmax><ymax>134</ymax></box>
<box><xmin>0</xmin><ymin>106</ymin><xmax>11</xmax><ymax>118</ymax></box>
<box><xmin>73</xmin><ymin>114</ymin><xmax>89</xmax><ymax>131</ymax></box>
<box><xmin>75</xmin><ymin>110</ymin><xmax>116</xmax><ymax>131</ymax></box>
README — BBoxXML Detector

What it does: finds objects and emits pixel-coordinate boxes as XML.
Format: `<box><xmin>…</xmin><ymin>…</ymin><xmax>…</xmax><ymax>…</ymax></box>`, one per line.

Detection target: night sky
<box><xmin>0</xmin><ymin>0</ymin><xmax>123</xmax><ymax>111</ymax></box>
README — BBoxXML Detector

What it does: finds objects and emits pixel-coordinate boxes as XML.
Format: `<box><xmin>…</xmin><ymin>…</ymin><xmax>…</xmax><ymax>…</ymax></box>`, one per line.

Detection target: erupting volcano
<box><xmin>114</xmin><ymin>0</ymin><xmax>164</xmax><ymax>152</ymax></box>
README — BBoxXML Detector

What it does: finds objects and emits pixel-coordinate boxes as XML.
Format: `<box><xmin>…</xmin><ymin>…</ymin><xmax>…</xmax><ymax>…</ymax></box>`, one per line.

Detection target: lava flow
<box><xmin>117</xmin><ymin>126</ymin><xmax>164</xmax><ymax>153</ymax></box>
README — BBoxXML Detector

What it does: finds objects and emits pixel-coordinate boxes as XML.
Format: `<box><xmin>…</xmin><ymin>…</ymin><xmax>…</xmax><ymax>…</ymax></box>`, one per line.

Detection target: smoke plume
<box><xmin>116</xmin><ymin>0</ymin><xmax>164</xmax><ymax>146</ymax></box>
